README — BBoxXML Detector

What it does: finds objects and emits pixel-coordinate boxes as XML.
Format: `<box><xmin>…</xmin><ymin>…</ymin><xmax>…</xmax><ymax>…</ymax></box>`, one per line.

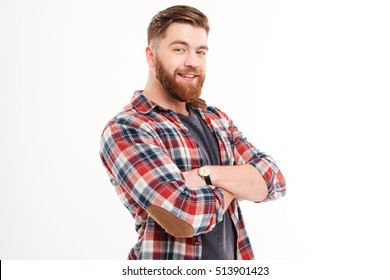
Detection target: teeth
<box><xmin>180</xmin><ymin>74</ymin><xmax>195</xmax><ymax>78</ymax></box>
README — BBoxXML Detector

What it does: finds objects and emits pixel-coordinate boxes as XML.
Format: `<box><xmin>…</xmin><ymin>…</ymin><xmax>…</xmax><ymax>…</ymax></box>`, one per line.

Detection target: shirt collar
<box><xmin>125</xmin><ymin>90</ymin><xmax>208</xmax><ymax>115</ymax></box>
<box><xmin>125</xmin><ymin>90</ymin><xmax>159</xmax><ymax>114</ymax></box>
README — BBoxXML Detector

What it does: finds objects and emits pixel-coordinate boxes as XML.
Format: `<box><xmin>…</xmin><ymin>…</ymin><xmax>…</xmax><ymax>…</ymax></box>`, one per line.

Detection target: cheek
<box><xmin>166</xmin><ymin>54</ymin><xmax>186</xmax><ymax>68</ymax></box>
<box><xmin>200</xmin><ymin>58</ymin><xmax>207</xmax><ymax>69</ymax></box>
<box><xmin>198</xmin><ymin>63</ymin><xmax>207</xmax><ymax>75</ymax></box>
<box><xmin>163</xmin><ymin>58</ymin><xmax>180</xmax><ymax>72</ymax></box>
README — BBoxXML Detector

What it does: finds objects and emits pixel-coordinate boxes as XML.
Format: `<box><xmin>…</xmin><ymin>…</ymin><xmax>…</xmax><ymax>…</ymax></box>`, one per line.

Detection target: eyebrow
<box><xmin>169</xmin><ymin>40</ymin><xmax>209</xmax><ymax>50</ymax></box>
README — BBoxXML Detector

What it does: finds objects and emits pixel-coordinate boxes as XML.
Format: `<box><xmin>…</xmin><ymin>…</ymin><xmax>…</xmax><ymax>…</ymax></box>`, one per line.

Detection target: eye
<box><xmin>197</xmin><ymin>50</ymin><xmax>207</xmax><ymax>56</ymax></box>
<box><xmin>174</xmin><ymin>48</ymin><xmax>185</xmax><ymax>53</ymax></box>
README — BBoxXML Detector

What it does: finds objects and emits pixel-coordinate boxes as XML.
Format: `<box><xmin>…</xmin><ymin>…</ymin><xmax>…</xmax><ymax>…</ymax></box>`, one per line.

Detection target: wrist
<box><xmin>198</xmin><ymin>166</ymin><xmax>212</xmax><ymax>185</ymax></box>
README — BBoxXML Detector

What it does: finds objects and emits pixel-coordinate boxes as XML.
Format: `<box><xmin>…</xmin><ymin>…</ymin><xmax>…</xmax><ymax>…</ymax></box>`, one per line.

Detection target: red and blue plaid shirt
<box><xmin>100</xmin><ymin>91</ymin><xmax>286</xmax><ymax>260</ymax></box>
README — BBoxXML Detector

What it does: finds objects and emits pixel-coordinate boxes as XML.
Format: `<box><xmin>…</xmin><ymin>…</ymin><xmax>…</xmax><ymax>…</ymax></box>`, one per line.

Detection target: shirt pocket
<box><xmin>213</xmin><ymin>127</ymin><xmax>235</xmax><ymax>166</ymax></box>
<box><xmin>157</xmin><ymin>125</ymin><xmax>199</xmax><ymax>172</ymax></box>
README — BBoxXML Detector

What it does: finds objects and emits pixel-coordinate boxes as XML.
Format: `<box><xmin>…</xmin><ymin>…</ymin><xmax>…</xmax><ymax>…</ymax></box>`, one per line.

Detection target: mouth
<box><xmin>177</xmin><ymin>73</ymin><xmax>198</xmax><ymax>82</ymax></box>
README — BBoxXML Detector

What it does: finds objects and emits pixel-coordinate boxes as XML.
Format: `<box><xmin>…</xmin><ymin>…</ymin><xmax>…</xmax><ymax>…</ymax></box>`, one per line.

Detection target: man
<box><xmin>100</xmin><ymin>5</ymin><xmax>286</xmax><ymax>260</ymax></box>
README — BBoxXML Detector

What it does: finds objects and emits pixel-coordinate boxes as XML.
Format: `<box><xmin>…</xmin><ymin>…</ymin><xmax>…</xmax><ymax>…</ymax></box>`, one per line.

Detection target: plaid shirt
<box><xmin>100</xmin><ymin>91</ymin><xmax>286</xmax><ymax>260</ymax></box>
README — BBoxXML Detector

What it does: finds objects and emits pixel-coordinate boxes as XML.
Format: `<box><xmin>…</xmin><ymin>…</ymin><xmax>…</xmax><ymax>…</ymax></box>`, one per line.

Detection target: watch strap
<box><xmin>204</xmin><ymin>175</ymin><xmax>212</xmax><ymax>185</ymax></box>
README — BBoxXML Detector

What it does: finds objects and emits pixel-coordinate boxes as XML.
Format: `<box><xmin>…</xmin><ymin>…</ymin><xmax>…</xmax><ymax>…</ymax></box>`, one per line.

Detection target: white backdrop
<box><xmin>1</xmin><ymin>0</ymin><xmax>389</xmax><ymax>265</ymax></box>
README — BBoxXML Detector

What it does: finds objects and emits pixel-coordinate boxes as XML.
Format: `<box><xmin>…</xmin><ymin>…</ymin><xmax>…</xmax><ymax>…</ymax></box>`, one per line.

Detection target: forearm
<box><xmin>209</xmin><ymin>164</ymin><xmax>268</xmax><ymax>202</ymax></box>
<box><xmin>183</xmin><ymin>164</ymin><xmax>268</xmax><ymax>203</ymax></box>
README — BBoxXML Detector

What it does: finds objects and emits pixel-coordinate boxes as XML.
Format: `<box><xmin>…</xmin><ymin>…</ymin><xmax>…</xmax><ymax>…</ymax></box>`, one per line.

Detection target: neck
<box><xmin>143</xmin><ymin>77</ymin><xmax>189</xmax><ymax>116</ymax></box>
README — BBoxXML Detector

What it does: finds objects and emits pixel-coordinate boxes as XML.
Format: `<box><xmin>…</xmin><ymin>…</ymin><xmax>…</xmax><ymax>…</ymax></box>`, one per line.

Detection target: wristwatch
<box><xmin>198</xmin><ymin>166</ymin><xmax>212</xmax><ymax>185</ymax></box>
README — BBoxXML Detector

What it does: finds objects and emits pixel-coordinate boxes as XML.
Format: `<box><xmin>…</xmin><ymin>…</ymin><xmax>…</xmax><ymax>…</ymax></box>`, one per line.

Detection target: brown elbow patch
<box><xmin>147</xmin><ymin>205</ymin><xmax>195</xmax><ymax>238</ymax></box>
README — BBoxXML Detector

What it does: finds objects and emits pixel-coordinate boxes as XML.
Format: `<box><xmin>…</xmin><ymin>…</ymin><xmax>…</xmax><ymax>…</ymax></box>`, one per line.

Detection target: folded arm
<box><xmin>100</xmin><ymin>120</ymin><xmax>228</xmax><ymax>238</ymax></box>
<box><xmin>184</xmin><ymin>108</ymin><xmax>286</xmax><ymax>203</ymax></box>
<box><xmin>183</xmin><ymin>164</ymin><xmax>268</xmax><ymax>203</ymax></box>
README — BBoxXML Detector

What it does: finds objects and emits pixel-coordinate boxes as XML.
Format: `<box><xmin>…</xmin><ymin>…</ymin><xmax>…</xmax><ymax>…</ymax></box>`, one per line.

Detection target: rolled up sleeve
<box><xmin>223</xmin><ymin>111</ymin><xmax>286</xmax><ymax>202</ymax></box>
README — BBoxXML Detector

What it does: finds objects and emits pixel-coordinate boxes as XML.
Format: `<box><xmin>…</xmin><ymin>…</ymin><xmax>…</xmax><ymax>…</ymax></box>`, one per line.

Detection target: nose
<box><xmin>184</xmin><ymin>51</ymin><xmax>199</xmax><ymax>69</ymax></box>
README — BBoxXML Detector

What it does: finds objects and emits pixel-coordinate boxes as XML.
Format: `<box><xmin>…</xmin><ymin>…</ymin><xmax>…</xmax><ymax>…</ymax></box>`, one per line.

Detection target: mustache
<box><xmin>175</xmin><ymin>68</ymin><xmax>203</xmax><ymax>76</ymax></box>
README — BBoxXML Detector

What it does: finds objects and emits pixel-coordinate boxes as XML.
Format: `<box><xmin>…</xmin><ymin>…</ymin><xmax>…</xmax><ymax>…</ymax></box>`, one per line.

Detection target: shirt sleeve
<box><xmin>100</xmin><ymin>118</ymin><xmax>226</xmax><ymax>237</ymax></box>
<box><xmin>219</xmin><ymin>109</ymin><xmax>286</xmax><ymax>202</ymax></box>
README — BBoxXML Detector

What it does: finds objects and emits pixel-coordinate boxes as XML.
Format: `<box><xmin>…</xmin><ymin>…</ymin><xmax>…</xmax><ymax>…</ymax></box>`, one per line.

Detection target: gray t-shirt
<box><xmin>178</xmin><ymin>107</ymin><xmax>237</xmax><ymax>260</ymax></box>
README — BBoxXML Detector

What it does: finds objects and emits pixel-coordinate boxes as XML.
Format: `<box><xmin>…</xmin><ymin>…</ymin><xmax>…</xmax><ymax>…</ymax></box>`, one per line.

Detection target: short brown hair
<box><xmin>147</xmin><ymin>5</ymin><xmax>209</xmax><ymax>45</ymax></box>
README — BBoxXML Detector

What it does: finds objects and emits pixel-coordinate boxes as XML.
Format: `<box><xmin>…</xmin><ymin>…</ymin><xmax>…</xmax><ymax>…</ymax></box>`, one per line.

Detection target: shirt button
<box><xmin>194</xmin><ymin>241</ymin><xmax>200</xmax><ymax>246</ymax></box>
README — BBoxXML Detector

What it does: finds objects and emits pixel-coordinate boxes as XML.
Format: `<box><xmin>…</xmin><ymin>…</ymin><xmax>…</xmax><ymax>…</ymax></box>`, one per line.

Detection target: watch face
<box><xmin>199</xmin><ymin>167</ymin><xmax>211</xmax><ymax>177</ymax></box>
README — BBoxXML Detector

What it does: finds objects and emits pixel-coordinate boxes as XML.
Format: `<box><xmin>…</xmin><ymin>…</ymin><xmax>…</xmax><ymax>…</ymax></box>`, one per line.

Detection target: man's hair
<box><xmin>147</xmin><ymin>5</ymin><xmax>209</xmax><ymax>45</ymax></box>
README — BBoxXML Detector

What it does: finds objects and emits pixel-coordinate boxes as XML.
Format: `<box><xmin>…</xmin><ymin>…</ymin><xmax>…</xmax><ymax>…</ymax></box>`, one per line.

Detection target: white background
<box><xmin>1</xmin><ymin>0</ymin><xmax>389</xmax><ymax>268</ymax></box>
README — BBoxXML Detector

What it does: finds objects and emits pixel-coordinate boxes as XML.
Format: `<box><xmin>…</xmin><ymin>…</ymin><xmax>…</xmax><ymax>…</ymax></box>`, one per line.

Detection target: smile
<box><xmin>178</xmin><ymin>74</ymin><xmax>197</xmax><ymax>78</ymax></box>
<box><xmin>178</xmin><ymin>73</ymin><xmax>198</xmax><ymax>82</ymax></box>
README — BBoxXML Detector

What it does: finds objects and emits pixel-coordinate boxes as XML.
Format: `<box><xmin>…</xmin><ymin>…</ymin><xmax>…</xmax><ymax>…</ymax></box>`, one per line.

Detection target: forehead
<box><xmin>158</xmin><ymin>22</ymin><xmax>208</xmax><ymax>47</ymax></box>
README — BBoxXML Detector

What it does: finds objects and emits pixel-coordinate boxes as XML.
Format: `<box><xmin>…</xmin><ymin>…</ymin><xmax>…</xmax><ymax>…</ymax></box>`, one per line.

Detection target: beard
<box><xmin>155</xmin><ymin>56</ymin><xmax>205</xmax><ymax>105</ymax></box>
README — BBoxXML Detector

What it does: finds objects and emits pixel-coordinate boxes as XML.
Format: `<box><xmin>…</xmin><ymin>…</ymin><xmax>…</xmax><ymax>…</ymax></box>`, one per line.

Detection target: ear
<box><xmin>145</xmin><ymin>46</ymin><xmax>156</xmax><ymax>68</ymax></box>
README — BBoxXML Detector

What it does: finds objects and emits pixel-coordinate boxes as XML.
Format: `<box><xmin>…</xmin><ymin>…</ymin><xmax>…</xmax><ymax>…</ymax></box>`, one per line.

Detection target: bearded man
<box><xmin>100</xmin><ymin>5</ymin><xmax>286</xmax><ymax>260</ymax></box>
